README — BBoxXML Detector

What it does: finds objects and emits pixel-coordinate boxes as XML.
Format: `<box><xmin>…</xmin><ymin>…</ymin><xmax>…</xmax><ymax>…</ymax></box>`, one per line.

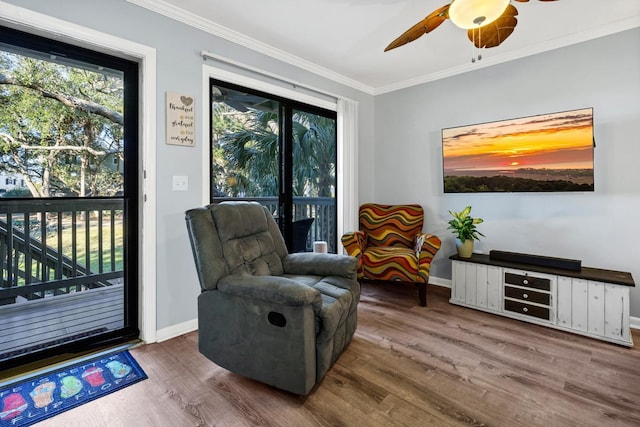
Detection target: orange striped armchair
<box><xmin>341</xmin><ymin>204</ymin><xmax>441</xmax><ymax>306</ymax></box>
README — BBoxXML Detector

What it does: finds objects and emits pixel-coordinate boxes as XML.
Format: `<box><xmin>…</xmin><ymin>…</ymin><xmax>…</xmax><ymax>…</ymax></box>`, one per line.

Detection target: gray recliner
<box><xmin>185</xmin><ymin>201</ymin><xmax>360</xmax><ymax>395</ymax></box>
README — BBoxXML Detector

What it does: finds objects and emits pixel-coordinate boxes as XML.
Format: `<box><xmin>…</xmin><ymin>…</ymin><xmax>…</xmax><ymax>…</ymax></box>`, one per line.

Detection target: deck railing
<box><xmin>1</xmin><ymin>196</ymin><xmax>334</xmax><ymax>304</ymax></box>
<box><xmin>212</xmin><ymin>196</ymin><xmax>337</xmax><ymax>253</ymax></box>
<box><xmin>0</xmin><ymin>198</ymin><xmax>124</xmax><ymax>304</ymax></box>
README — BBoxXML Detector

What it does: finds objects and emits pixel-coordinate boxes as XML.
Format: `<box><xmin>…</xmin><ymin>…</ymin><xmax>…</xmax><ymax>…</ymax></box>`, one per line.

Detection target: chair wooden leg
<box><xmin>418</xmin><ymin>283</ymin><xmax>427</xmax><ymax>307</ymax></box>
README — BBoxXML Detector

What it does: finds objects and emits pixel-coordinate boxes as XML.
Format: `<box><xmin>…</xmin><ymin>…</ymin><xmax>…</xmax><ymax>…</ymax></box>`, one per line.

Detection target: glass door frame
<box><xmin>0</xmin><ymin>26</ymin><xmax>140</xmax><ymax>371</ymax></box>
<box><xmin>209</xmin><ymin>78</ymin><xmax>338</xmax><ymax>252</ymax></box>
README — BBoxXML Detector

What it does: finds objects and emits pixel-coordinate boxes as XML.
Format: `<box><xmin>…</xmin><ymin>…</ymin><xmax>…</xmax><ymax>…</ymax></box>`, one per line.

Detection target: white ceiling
<box><xmin>129</xmin><ymin>0</ymin><xmax>640</xmax><ymax>94</ymax></box>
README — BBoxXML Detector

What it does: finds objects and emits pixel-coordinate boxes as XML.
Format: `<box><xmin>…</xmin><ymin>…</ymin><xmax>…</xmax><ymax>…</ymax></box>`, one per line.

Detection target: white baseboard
<box><xmin>155</xmin><ymin>318</ymin><xmax>198</xmax><ymax>342</ymax></box>
<box><xmin>151</xmin><ymin>280</ymin><xmax>639</xmax><ymax>341</ymax></box>
<box><xmin>429</xmin><ymin>275</ymin><xmax>451</xmax><ymax>288</ymax></box>
<box><xmin>153</xmin><ymin>278</ymin><xmax>451</xmax><ymax>342</ymax></box>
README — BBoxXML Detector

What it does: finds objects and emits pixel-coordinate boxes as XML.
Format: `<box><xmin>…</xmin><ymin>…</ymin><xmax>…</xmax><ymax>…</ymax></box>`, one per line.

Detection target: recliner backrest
<box><xmin>359</xmin><ymin>203</ymin><xmax>424</xmax><ymax>248</ymax></box>
<box><xmin>211</xmin><ymin>201</ymin><xmax>286</xmax><ymax>276</ymax></box>
<box><xmin>185</xmin><ymin>201</ymin><xmax>289</xmax><ymax>291</ymax></box>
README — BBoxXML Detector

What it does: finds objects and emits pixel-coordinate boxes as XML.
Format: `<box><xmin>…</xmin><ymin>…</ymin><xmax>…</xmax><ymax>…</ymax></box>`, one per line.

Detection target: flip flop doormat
<box><xmin>0</xmin><ymin>350</ymin><xmax>147</xmax><ymax>426</ymax></box>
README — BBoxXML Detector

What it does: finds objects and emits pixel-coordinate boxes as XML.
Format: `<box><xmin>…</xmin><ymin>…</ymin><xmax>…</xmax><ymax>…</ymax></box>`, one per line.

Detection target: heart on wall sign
<box><xmin>166</xmin><ymin>92</ymin><xmax>195</xmax><ymax>147</ymax></box>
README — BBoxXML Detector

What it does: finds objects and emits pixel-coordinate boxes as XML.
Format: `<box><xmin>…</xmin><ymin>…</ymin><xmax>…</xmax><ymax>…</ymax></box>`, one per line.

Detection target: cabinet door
<box><xmin>556</xmin><ymin>276</ymin><xmax>572</xmax><ymax>327</ymax></box>
<box><xmin>604</xmin><ymin>285</ymin><xmax>630</xmax><ymax>341</ymax></box>
<box><xmin>475</xmin><ymin>264</ymin><xmax>488</xmax><ymax>308</ymax></box>
<box><xmin>486</xmin><ymin>266</ymin><xmax>502</xmax><ymax>312</ymax></box>
<box><xmin>571</xmin><ymin>279</ymin><xmax>589</xmax><ymax>332</ymax></box>
<box><xmin>588</xmin><ymin>281</ymin><xmax>605</xmax><ymax>335</ymax></box>
<box><xmin>465</xmin><ymin>263</ymin><xmax>477</xmax><ymax>305</ymax></box>
<box><xmin>451</xmin><ymin>261</ymin><xmax>466</xmax><ymax>303</ymax></box>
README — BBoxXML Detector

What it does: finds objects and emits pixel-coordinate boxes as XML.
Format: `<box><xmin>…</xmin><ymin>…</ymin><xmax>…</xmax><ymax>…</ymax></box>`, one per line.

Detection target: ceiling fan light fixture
<box><xmin>448</xmin><ymin>0</ymin><xmax>510</xmax><ymax>29</ymax></box>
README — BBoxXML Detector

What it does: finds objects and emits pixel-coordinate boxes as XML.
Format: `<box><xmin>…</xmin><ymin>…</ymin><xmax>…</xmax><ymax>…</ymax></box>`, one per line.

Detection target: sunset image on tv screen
<box><xmin>442</xmin><ymin>108</ymin><xmax>594</xmax><ymax>193</ymax></box>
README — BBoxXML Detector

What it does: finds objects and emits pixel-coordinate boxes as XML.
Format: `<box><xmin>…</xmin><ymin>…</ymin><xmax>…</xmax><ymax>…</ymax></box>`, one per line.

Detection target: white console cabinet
<box><xmin>450</xmin><ymin>254</ymin><xmax>634</xmax><ymax>347</ymax></box>
<box><xmin>451</xmin><ymin>262</ymin><xmax>502</xmax><ymax>312</ymax></box>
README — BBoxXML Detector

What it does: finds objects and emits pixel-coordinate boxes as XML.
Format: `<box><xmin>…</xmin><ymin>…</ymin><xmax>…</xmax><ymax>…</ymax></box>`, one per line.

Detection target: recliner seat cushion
<box><xmin>282</xmin><ymin>274</ymin><xmax>358</xmax><ymax>336</ymax></box>
<box><xmin>283</xmin><ymin>273</ymin><xmax>359</xmax><ymax>379</ymax></box>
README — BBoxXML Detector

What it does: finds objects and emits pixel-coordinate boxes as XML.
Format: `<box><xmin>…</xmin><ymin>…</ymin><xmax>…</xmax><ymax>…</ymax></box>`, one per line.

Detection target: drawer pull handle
<box><xmin>523</xmin><ymin>293</ymin><xmax>529</xmax><ymax>299</ymax></box>
<box><xmin>523</xmin><ymin>279</ymin><xmax>529</xmax><ymax>285</ymax></box>
<box><xmin>523</xmin><ymin>307</ymin><xmax>528</xmax><ymax>313</ymax></box>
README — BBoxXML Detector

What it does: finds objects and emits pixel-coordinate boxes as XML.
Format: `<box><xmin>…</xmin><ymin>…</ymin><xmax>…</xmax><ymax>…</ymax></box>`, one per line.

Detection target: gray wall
<box><xmin>3</xmin><ymin>0</ymin><xmax>375</xmax><ymax>331</ymax></box>
<box><xmin>374</xmin><ymin>28</ymin><xmax>640</xmax><ymax>316</ymax></box>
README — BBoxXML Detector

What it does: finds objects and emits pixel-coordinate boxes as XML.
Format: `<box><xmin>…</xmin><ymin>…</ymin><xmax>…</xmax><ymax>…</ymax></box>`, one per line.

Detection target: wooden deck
<box><xmin>0</xmin><ymin>283</ymin><xmax>123</xmax><ymax>360</ymax></box>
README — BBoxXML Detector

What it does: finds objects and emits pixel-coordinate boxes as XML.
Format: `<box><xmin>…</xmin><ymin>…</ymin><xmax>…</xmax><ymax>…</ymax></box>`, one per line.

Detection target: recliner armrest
<box><xmin>283</xmin><ymin>253</ymin><xmax>357</xmax><ymax>279</ymax></box>
<box><xmin>217</xmin><ymin>275</ymin><xmax>322</xmax><ymax>310</ymax></box>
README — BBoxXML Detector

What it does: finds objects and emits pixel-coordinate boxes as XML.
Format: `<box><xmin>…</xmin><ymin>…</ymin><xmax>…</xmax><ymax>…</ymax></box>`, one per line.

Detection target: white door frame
<box><xmin>0</xmin><ymin>2</ymin><xmax>158</xmax><ymax>343</ymax></box>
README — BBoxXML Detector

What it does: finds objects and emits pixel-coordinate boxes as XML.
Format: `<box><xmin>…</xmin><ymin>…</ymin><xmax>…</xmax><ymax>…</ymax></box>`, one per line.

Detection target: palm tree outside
<box><xmin>210</xmin><ymin>82</ymin><xmax>337</xmax><ymax>252</ymax></box>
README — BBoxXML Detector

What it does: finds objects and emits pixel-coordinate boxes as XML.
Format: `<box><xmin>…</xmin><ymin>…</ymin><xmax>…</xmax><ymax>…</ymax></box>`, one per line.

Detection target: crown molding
<box><xmin>374</xmin><ymin>15</ymin><xmax>640</xmax><ymax>95</ymax></box>
<box><xmin>126</xmin><ymin>0</ymin><xmax>375</xmax><ymax>95</ymax></box>
<box><xmin>130</xmin><ymin>0</ymin><xmax>639</xmax><ymax>96</ymax></box>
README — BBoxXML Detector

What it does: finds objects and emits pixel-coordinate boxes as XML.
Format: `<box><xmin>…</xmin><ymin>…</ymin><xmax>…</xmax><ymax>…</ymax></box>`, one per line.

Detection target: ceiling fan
<box><xmin>384</xmin><ymin>0</ymin><xmax>558</xmax><ymax>56</ymax></box>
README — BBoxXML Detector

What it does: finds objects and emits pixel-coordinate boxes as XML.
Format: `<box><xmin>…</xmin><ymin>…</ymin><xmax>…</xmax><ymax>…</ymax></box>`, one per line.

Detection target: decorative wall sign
<box><xmin>166</xmin><ymin>92</ymin><xmax>195</xmax><ymax>146</ymax></box>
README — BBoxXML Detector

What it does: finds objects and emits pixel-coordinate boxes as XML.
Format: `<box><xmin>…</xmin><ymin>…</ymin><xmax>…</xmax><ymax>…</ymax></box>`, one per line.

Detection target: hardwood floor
<box><xmin>35</xmin><ymin>282</ymin><xmax>640</xmax><ymax>426</ymax></box>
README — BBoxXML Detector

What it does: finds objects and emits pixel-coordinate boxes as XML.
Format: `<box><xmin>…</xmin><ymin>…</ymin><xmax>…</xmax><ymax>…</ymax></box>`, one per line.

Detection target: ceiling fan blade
<box><xmin>512</xmin><ymin>0</ymin><xmax>529</xmax><ymax>2</ymax></box>
<box><xmin>384</xmin><ymin>4</ymin><xmax>450</xmax><ymax>52</ymax></box>
<box><xmin>467</xmin><ymin>4</ymin><xmax>518</xmax><ymax>48</ymax></box>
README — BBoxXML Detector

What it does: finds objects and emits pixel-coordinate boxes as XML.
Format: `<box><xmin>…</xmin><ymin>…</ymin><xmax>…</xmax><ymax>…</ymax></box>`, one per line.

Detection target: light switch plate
<box><xmin>172</xmin><ymin>175</ymin><xmax>188</xmax><ymax>191</ymax></box>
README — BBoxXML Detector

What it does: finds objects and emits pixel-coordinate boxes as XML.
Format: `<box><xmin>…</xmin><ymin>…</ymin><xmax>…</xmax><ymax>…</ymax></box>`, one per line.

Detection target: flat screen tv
<box><xmin>442</xmin><ymin>108</ymin><xmax>594</xmax><ymax>193</ymax></box>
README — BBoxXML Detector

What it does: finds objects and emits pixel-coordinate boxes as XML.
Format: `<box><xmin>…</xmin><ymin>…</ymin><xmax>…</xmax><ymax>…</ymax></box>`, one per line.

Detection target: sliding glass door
<box><xmin>210</xmin><ymin>80</ymin><xmax>337</xmax><ymax>252</ymax></box>
<box><xmin>0</xmin><ymin>26</ymin><xmax>139</xmax><ymax>369</ymax></box>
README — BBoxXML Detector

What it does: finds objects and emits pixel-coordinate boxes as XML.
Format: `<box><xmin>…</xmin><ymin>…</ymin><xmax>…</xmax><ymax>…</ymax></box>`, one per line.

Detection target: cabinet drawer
<box><xmin>504</xmin><ymin>286</ymin><xmax>550</xmax><ymax>305</ymax></box>
<box><xmin>504</xmin><ymin>272</ymin><xmax>550</xmax><ymax>291</ymax></box>
<box><xmin>504</xmin><ymin>299</ymin><xmax>550</xmax><ymax>320</ymax></box>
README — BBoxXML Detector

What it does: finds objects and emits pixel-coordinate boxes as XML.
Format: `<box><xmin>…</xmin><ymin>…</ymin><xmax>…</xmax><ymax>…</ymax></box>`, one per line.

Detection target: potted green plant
<box><xmin>447</xmin><ymin>206</ymin><xmax>484</xmax><ymax>258</ymax></box>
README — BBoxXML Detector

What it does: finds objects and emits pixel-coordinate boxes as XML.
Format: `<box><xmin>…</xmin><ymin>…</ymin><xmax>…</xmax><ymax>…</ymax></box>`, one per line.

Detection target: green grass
<box><xmin>9</xmin><ymin>215</ymin><xmax>124</xmax><ymax>286</ymax></box>
<box><xmin>54</xmin><ymin>218</ymin><xmax>125</xmax><ymax>273</ymax></box>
